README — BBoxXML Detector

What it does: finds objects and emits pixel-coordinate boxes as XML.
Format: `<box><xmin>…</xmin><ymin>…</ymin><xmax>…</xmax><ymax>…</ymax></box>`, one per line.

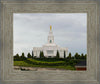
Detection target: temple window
<box><xmin>50</xmin><ymin>40</ymin><xmax>52</xmax><ymax>43</ymax></box>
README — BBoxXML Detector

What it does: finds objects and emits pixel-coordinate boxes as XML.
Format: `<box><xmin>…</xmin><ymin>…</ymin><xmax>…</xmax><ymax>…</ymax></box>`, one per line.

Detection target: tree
<box><xmin>80</xmin><ymin>53</ymin><xmax>84</xmax><ymax>59</ymax></box>
<box><xmin>84</xmin><ymin>54</ymin><xmax>87</xmax><ymax>59</ymax></box>
<box><xmin>41</xmin><ymin>51</ymin><xmax>44</xmax><ymax>58</ymax></box>
<box><xmin>27</xmin><ymin>53</ymin><xmax>32</xmax><ymax>58</ymax></box>
<box><xmin>40</xmin><ymin>51</ymin><xmax>45</xmax><ymax>58</ymax></box>
<box><xmin>20</xmin><ymin>52</ymin><xmax>26</xmax><ymax>60</ymax></box>
<box><xmin>56</xmin><ymin>50</ymin><xmax>60</xmax><ymax>58</ymax></box>
<box><xmin>32</xmin><ymin>51</ymin><xmax>34</xmax><ymax>58</ymax></box>
<box><xmin>14</xmin><ymin>53</ymin><xmax>20</xmax><ymax>61</ymax></box>
<box><xmin>16</xmin><ymin>54</ymin><xmax>19</xmax><ymax>57</ymax></box>
<box><xmin>64</xmin><ymin>51</ymin><xmax>66</xmax><ymax>58</ymax></box>
<box><xmin>39</xmin><ymin>51</ymin><xmax>41</xmax><ymax>58</ymax></box>
<box><xmin>74</xmin><ymin>53</ymin><xmax>80</xmax><ymax>59</ymax></box>
<box><xmin>67</xmin><ymin>52</ymin><xmax>71</xmax><ymax>59</ymax></box>
<box><xmin>22</xmin><ymin>53</ymin><xmax>24</xmax><ymax>56</ymax></box>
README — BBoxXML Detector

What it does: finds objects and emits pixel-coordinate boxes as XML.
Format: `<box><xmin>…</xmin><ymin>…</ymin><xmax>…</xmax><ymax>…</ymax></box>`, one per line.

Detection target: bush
<box><xmin>27</xmin><ymin>58</ymin><xmax>65</xmax><ymax>66</ymax></box>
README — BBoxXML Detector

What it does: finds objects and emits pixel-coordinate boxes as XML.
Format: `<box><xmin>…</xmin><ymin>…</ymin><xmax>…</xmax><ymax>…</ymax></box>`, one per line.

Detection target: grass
<box><xmin>14</xmin><ymin>58</ymin><xmax>76</xmax><ymax>70</ymax></box>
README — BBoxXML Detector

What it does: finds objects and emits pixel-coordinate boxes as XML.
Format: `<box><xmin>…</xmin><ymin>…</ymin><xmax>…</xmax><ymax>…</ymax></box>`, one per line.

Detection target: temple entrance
<box><xmin>47</xmin><ymin>50</ymin><xmax>54</xmax><ymax>55</ymax></box>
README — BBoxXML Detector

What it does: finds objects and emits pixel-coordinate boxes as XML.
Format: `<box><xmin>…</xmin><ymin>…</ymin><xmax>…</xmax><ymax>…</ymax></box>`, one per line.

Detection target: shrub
<box><xmin>27</xmin><ymin>58</ymin><xmax>65</xmax><ymax>66</ymax></box>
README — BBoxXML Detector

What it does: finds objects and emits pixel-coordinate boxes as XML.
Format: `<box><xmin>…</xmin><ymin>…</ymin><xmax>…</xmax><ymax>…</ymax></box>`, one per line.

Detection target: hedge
<box><xmin>26</xmin><ymin>58</ymin><xmax>66</xmax><ymax>66</ymax></box>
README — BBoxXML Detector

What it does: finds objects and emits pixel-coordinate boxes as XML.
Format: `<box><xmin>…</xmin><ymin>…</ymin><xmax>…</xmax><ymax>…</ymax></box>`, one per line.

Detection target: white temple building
<box><xmin>33</xmin><ymin>26</ymin><xmax>68</xmax><ymax>58</ymax></box>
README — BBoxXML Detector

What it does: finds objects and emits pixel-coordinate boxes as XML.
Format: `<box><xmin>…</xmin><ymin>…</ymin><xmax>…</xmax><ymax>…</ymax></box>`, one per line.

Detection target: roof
<box><xmin>75</xmin><ymin>60</ymin><xmax>86</xmax><ymax>67</ymax></box>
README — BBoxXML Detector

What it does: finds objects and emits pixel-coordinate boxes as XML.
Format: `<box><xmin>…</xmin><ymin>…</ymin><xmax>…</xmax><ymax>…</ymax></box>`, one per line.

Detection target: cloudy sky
<box><xmin>13</xmin><ymin>13</ymin><xmax>87</xmax><ymax>56</ymax></box>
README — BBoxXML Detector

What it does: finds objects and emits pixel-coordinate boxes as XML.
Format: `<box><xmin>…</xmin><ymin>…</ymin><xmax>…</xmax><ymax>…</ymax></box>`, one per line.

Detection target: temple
<box><xmin>33</xmin><ymin>26</ymin><xmax>68</xmax><ymax>58</ymax></box>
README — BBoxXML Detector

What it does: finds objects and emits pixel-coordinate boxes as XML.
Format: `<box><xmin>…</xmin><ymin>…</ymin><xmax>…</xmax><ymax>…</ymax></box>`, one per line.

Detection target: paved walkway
<box><xmin>14</xmin><ymin>66</ymin><xmax>67</xmax><ymax>71</ymax></box>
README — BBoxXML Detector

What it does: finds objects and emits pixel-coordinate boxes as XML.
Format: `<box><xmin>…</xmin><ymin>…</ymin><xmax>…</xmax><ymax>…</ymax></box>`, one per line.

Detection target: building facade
<box><xmin>33</xmin><ymin>26</ymin><xmax>68</xmax><ymax>58</ymax></box>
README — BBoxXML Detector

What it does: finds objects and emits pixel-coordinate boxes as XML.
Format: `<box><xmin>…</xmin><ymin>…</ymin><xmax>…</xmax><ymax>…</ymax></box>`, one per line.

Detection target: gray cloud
<box><xmin>14</xmin><ymin>13</ymin><xmax>87</xmax><ymax>56</ymax></box>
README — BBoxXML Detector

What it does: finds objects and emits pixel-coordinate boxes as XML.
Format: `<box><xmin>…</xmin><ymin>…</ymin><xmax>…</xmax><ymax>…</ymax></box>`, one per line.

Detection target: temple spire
<box><xmin>50</xmin><ymin>25</ymin><xmax>52</xmax><ymax>30</ymax></box>
<box><xmin>48</xmin><ymin>25</ymin><xmax>54</xmax><ymax>43</ymax></box>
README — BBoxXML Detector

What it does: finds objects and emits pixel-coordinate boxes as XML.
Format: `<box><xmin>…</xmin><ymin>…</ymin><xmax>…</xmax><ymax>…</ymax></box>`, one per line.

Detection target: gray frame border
<box><xmin>0</xmin><ymin>0</ymin><xmax>100</xmax><ymax>84</ymax></box>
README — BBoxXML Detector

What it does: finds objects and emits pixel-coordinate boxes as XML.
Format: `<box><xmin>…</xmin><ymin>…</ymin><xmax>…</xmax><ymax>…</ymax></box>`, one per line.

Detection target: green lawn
<box><xmin>14</xmin><ymin>58</ymin><xmax>76</xmax><ymax>70</ymax></box>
